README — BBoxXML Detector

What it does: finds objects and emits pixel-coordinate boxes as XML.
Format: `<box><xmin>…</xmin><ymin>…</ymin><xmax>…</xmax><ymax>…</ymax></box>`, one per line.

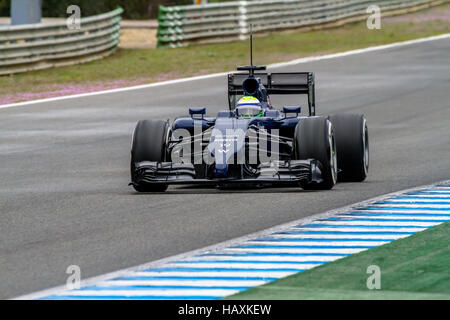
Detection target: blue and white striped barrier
<box><xmin>16</xmin><ymin>181</ymin><xmax>450</xmax><ymax>300</ymax></box>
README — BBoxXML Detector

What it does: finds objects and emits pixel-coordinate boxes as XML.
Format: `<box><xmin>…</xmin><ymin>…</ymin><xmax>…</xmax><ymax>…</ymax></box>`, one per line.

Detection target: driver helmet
<box><xmin>236</xmin><ymin>96</ymin><xmax>263</xmax><ymax>118</ymax></box>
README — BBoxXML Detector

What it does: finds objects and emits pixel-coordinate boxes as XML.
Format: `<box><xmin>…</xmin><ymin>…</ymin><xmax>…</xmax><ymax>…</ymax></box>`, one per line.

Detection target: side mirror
<box><xmin>189</xmin><ymin>107</ymin><xmax>206</xmax><ymax>118</ymax></box>
<box><xmin>283</xmin><ymin>106</ymin><xmax>301</xmax><ymax>116</ymax></box>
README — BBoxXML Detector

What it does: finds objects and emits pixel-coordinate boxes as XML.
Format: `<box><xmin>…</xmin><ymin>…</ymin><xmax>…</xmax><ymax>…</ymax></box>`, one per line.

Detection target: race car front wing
<box><xmin>130</xmin><ymin>159</ymin><xmax>323</xmax><ymax>186</ymax></box>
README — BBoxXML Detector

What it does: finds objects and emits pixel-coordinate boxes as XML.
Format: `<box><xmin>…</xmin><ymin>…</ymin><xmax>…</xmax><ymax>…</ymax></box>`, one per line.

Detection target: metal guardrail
<box><xmin>157</xmin><ymin>0</ymin><xmax>444</xmax><ymax>48</ymax></box>
<box><xmin>0</xmin><ymin>8</ymin><xmax>123</xmax><ymax>75</ymax></box>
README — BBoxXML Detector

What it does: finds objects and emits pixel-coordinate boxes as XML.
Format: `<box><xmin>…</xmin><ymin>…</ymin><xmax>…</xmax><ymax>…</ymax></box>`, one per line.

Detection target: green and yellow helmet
<box><xmin>236</xmin><ymin>96</ymin><xmax>263</xmax><ymax>118</ymax></box>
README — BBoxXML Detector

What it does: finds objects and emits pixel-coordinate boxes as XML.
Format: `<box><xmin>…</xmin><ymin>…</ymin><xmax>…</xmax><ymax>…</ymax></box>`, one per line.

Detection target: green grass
<box><xmin>226</xmin><ymin>222</ymin><xmax>450</xmax><ymax>300</ymax></box>
<box><xmin>1</xmin><ymin>2</ymin><xmax>450</xmax><ymax>102</ymax></box>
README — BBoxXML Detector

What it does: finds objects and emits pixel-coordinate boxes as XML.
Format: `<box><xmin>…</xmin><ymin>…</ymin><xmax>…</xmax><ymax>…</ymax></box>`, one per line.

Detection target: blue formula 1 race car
<box><xmin>130</xmin><ymin>52</ymin><xmax>369</xmax><ymax>192</ymax></box>
<box><xmin>130</xmin><ymin>63</ymin><xmax>369</xmax><ymax>192</ymax></box>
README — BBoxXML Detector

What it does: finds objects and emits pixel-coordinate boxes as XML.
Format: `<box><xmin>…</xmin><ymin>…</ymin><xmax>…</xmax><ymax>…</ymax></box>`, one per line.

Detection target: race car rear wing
<box><xmin>228</xmin><ymin>72</ymin><xmax>316</xmax><ymax>116</ymax></box>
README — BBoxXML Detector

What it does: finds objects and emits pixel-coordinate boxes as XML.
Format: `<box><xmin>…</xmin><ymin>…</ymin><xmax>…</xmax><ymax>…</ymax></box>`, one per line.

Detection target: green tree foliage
<box><xmin>0</xmin><ymin>0</ymin><xmax>224</xmax><ymax>19</ymax></box>
<box><xmin>0</xmin><ymin>0</ymin><xmax>10</xmax><ymax>16</ymax></box>
<box><xmin>41</xmin><ymin>0</ymin><xmax>147</xmax><ymax>19</ymax></box>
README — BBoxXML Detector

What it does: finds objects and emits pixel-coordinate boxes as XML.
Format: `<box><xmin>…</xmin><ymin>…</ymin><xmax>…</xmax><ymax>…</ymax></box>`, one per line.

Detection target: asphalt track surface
<box><xmin>1</xmin><ymin>37</ymin><xmax>449</xmax><ymax>299</ymax></box>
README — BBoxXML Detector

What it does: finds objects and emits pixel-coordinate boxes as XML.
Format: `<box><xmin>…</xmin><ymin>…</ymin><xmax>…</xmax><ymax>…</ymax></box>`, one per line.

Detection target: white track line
<box><xmin>54</xmin><ymin>289</ymin><xmax>239</xmax><ymax>297</ymax></box>
<box><xmin>242</xmin><ymin>240</ymin><xmax>389</xmax><ymax>246</ymax></box>
<box><xmin>130</xmin><ymin>271</ymin><xmax>297</xmax><ymax>278</ymax></box>
<box><xmin>387</xmin><ymin>199</ymin><xmax>450</xmax><ymax>203</ymax></box>
<box><xmin>398</xmin><ymin>194</ymin><xmax>450</xmax><ymax>198</ymax></box>
<box><xmin>307</xmin><ymin>221</ymin><xmax>440</xmax><ymax>227</ymax></box>
<box><xmin>352</xmin><ymin>209</ymin><xmax>450</xmax><ymax>214</ymax></box>
<box><xmin>267</xmin><ymin>233</ymin><xmax>408</xmax><ymax>240</ymax></box>
<box><xmin>99</xmin><ymin>279</ymin><xmax>267</xmax><ymax>287</ymax></box>
<box><xmin>289</xmin><ymin>227</ymin><xmax>426</xmax><ymax>232</ymax></box>
<box><xmin>165</xmin><ymin>262</ymin><xmax>322</xmax><ymax>269</ymax></box>
<box><xmin>367</xmin><ymin>204</ymin><xmax>450</xmax><ymax>208</ymax></box>
<box><xmin>172</xmin><ymin>256</ymin><xmax>343</xmax><ymax>262</ymax></box>
<box><xmin>334</xmin><ymin>215</ymin><xmax>450</xmax><ymax>221</ymax></box>
<box><xmin>224</xmin><ymin>248</ymin><xmax>366</xmax><ymax>254</ymax></box>
<box><xmin>1</xmin><ymin>33</ymin><xmax>449</xmax><ymax>111</ymax></box>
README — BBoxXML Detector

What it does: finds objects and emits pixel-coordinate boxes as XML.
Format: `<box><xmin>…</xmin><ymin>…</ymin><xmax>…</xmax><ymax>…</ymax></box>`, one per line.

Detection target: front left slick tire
<box><xmin>294</xmin><ymin>116</ymin><xmax>338</xmax><ymax>190</ymax></box>
<box><xmin>131</xmin><ymin>120</ymin><xmax>170</xmax><ymax>192</ymax></box>
<box><xmin>328</xmin><ymin>114</ymin><xmax>369</xmax><ymax>182</ymax></box>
